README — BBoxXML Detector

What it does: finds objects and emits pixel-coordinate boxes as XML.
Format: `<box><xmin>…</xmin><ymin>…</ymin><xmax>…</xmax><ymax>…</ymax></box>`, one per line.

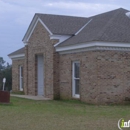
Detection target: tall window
<box><xmin>72</xmin><ymin>61</ymin><xmax>80</xmax><ymax>98</ymax></box>
<box><xmin>19</xmin><ymin>66</ymin><xmax>23</xmax><ymax>91</ymax></box>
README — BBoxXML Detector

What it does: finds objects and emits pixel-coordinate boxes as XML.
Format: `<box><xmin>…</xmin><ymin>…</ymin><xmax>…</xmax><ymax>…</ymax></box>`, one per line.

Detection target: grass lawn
<box><xmin>0</xmin><ymin>97</ymin><xmax>130</xmax><ymax>130</ymax></box>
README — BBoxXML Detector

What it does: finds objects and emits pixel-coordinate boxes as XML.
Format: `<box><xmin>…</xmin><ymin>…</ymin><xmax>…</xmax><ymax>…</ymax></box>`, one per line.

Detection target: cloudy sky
<box><xmin>0</xmin><ymin>0</ymin><xmax>130</xmax><ymax>63</ymax></box>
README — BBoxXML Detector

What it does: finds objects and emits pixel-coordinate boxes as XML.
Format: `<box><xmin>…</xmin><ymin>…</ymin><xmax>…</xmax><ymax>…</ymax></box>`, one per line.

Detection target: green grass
<box><xmin>0</xmin><ymin>97</ymin><xmax>130</xmax><ymax>130</ymax></box>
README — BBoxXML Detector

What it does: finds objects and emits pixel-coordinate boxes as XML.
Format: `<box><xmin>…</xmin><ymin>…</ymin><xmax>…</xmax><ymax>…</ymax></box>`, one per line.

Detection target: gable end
<box><xmin>22</xmin><ymin>15</ymin><xmax>53</xmax><ymax>44</ymax></box>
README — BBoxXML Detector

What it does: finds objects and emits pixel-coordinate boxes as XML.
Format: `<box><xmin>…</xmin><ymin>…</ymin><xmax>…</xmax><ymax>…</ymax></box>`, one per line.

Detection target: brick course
<box><xmin>59</xmin><ymin>50</ymin><xmax>130</xmax><ymax>104</ymax></box>
<box><xmin>12</xmin><ymin>59</ymin><xmax>24</xmax><ymax>92</ymax></box>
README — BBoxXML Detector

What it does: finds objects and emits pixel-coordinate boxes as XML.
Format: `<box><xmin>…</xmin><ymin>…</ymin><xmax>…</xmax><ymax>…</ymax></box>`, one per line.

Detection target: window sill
<box><xmin>20</xmin><ymin>89</ymin><xmax>23</xmax><ymax>91</ymax></box>
<box><xmin>73</xmin><ymin>95</ymin><xmax>80</xmax><ymax>99</ymax></box>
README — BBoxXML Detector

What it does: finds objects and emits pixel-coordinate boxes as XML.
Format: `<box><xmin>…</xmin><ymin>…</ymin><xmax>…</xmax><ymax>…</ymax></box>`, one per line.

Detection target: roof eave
<box><xmin>8</xmin><ymin>54</ymin><xmax>25</xmax><ymax>60</ymax></box>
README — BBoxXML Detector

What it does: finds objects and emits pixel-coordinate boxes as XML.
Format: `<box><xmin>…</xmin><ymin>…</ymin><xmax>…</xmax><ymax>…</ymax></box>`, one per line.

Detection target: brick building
<box><xmin>8</xmin><ymin>8</ymin><xmax>130</xmax><ymax>104</ymax></box>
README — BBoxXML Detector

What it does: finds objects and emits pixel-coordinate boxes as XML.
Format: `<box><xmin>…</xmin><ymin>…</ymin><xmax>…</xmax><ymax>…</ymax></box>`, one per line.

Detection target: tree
<box><xmin>0</xmin><ymin>57</ymin><xmax>12</xmax><ymax>91</ymax></box>
<box><xmin>0</xmin><ymin>57</ymin><xmax>5</xmax><ymax>70</ymax></box>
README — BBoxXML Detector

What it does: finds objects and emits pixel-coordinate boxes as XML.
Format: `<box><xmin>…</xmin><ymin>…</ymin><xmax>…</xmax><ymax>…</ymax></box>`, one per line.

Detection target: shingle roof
<box><xmin>36</xmin><ymin>14</ymin><xmax>89</xmax><ymax>35</ymax></box>
<box><xmin>8</xmin><ymin>47</ymin><xmax>25</xmax><ymax>56</ymax></box>
<box><xmin>57</xmin><ymin>8</ymin><xmax>130</xmax><ymax>47</ymax></box>
<box><xmin>9</xmin><ymin>8</ymin><xmax>130</xmax><ymax>56</ymax></box>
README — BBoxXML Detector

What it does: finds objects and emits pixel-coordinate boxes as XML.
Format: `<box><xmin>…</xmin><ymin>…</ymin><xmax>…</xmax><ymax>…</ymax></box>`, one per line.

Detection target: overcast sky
<box><xmin>0</xmin><ymin>0</ymin><xmax>130</xmax><ymax>63</ymax></box>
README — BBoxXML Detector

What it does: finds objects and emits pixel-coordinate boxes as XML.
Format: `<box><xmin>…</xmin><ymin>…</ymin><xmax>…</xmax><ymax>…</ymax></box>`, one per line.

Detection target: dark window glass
<box><xmin>75</xmin><ymin>79</ymin><xmax>79</xmax><ymax>94</ymax></box>
<box><xmin>74</xmin><ymin>63</ymin><xmax>80</xmax><ymax>78</ymax></box>
<box><xmin>21</xmin><ymin>67</ymin><xmax>23</xmax><ymax>77</ymax></box>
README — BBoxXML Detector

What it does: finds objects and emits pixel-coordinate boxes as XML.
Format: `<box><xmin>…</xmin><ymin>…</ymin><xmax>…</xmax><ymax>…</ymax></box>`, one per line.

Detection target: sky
<box><xmin>0</xmin><ymin>0</ymin><xmax>130</xmax><ymax>64</ymax></box>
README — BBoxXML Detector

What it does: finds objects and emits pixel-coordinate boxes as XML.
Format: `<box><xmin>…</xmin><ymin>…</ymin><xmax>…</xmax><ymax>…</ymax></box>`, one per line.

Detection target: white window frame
<box><xmin>19</xmin><ymin>66</ymin><xmax>23</xmax><ymax>91</ymax></box>
<box><xmin>72</xmin><ymin>61</ymin><xmax>80</xmax><ymax>98</ymax></box>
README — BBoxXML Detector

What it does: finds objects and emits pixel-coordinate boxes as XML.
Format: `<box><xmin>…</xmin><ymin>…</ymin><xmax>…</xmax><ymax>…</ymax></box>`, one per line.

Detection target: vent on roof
<box><xmin>126</xmin><ymin>12</ymin><xmax>130</xmax><ymax>18</ymax></box>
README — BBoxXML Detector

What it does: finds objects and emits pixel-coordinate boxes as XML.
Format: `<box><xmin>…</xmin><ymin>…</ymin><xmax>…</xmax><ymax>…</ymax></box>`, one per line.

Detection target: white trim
<box><xmin>54</xmin><ymin>19</ymin><xmax>92</xmax><ymax>47</ymax></box>
<box><xmin>23</xmin><ymin>15</ymin><xmax>53</xmax><ymax>44</ymax></box>
<box><xmin>38</xmin><ymin>18</ymin><xmax>52</xmax><ymax>35</ymax></box>
<box><xmin>9</xmin><ymin>54</ymin><xmax>25</xmax><ymax>60</ymax></box>
<box><xmin>75</xmin><ymin>19</ymin><xmax>92</xmax><ymax>35</ymax></box>
<box><xmin>19</xmin><ymin>66</ymin><xmax>23</xmax><ymax>91</ymax></box>
<box><xmin>126</xmin><ymin>12</ymin><xmax>130</xmax><ymax>19</ymax></box>
<box><xmin>26</xmin><ymin>18</ymin><xmax>39</xmax><ymax>42</ymax></box>
<box><xmin>11</xmin><ymin>57</ymin><xmax>25</xmax><ymax>61</ymax></box>
<box><xmin>72</xmin><ymin>61</ymin><xmax>80</xmax><ymax>98</ymax></box>
<box><xmin>23</xmin><ymin>15</ymin><xmax>37</xmax><ymax>44</ymax></box>
<box><xmin>56</xmin><ymin>41</ymin><xmax>130</xmax><ymax>53</ymax></box>
<box><xmin>59</xmin><ymin>46</ymin><xmax>130</xmax><ymax>54</ymax></box>
<box><xmin>52</xmin><ymin>35</ymin><xmax>71</xmax><ymax>47</ymax></box>
<box><xmin>24</xmin><ymin>42</ymin><xmax>28</xmax><ymax>45</ymax></box>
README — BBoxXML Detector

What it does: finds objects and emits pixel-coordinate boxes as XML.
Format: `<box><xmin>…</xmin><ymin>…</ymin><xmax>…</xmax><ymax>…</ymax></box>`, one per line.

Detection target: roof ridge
<box><xmin>36</xmin><ymin>8</ymin><xmax>129</xmax><ymax>20</ymax></box>
<box><xmin>88</xmin><ymin>8</ymin><xmax>129</xmax><ymax>19</ymax></box>
<box><xmin>75</xmin><ymin>19</ymin><xmax>92</xmax><ymax>35</ymax></box>
<box><xmin>36</xmin><ymin>13</ymin><xmax>87</xmax><ymax>19</ymax></box>
<box><xmin>95</xmin><ymin>8</ymin><xmax>121</xmax><ymax>41</ymax></box>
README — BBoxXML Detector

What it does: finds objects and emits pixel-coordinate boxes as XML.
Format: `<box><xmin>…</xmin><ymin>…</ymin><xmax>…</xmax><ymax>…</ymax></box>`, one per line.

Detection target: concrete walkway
<box><xmin>11</xmin><ymin>94</ymin><xmax>51</xmax><ymax>101</ymax></box>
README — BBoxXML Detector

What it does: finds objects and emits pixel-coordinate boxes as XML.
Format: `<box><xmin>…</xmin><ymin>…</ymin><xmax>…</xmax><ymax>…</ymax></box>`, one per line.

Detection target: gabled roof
<box><xmin>23</xmin><ymin>8</ymin><xmax>130</xmax><ymax>46</ymax></box>
<box><xmin>36</xmin><ymin>14</ymin><xmax>89</xmax><ymax>35</ymax></box>
<box><xmin>58</xmin><ymin>8</ymin><xmax>130</xmax><ymax>47</ymax></box>
<box><xmin>8</xmin><ymin>47</ymin><xmax>24</xmax><ymax>56</ymax></box>
<box><xmin>23</xmin><ymin>13</ymin><xmax>90</xmax><ymax>43</ymax></box>
<box><xmin>9</xmin><ymin>8</ymin><xmax>130</xmax><ymax>59</ymax></box>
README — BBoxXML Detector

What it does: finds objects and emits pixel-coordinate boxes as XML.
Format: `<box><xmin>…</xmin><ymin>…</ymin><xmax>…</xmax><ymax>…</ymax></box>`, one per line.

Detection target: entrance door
<box><xmin>37</xmin><ymin>55</ymin><xmax>44</xmax><ymax>96</ymax></box>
